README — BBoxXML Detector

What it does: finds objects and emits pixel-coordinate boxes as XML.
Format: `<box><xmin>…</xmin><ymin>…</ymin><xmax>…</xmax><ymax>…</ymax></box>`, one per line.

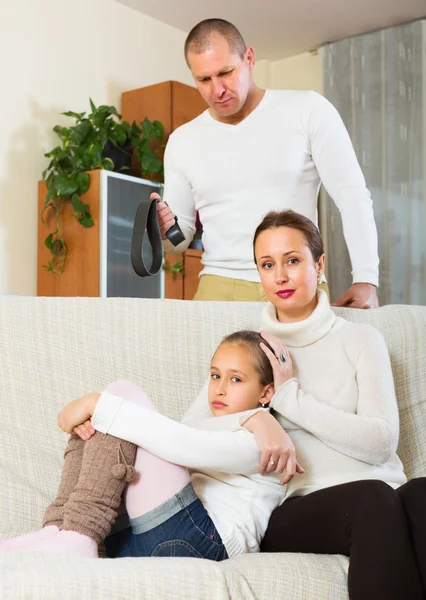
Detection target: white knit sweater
<box><xmin>162</xmin><ymin>90</ymin><xmax>379</xmax><ymax>286</ymax></box>
<box><xmin>260</xmin><ymin>290</ymin><xmax>407</xmax><ymax>498</ymax></box>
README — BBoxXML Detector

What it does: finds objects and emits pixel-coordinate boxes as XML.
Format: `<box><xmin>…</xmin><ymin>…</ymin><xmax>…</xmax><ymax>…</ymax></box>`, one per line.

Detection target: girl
<box><xmin>0</xmin><ymin>331</ymin><xmax>300</xmax><ymax>561</ymax></box>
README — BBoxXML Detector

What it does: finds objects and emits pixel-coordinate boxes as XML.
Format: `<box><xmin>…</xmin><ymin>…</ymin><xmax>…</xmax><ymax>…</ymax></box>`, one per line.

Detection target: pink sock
<box><xmin>105</xmin><ymin>381</ymin><xmax>191</xmax><ymax>519</ymax></box>
<box><xmin>0</xmin><ymin>525</ymin><xmax>59</xmax><ymax>551</ymax></box>
<box><xmin>17</xmin><ymin>530</ymin><xmax>98</xmax><ymax>557</ymax></box>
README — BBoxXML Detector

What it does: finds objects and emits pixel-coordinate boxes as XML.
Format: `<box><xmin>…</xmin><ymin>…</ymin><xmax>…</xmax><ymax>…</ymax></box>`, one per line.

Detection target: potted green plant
<box><xmin>163</xmin><ymin>259</ymin><xmax>185</xmax><ymax>279</ymax></box>
<box><xmin>41</xmin><ymin>99</ymin><xmax>165</xmax><ymax>273</ymax></box>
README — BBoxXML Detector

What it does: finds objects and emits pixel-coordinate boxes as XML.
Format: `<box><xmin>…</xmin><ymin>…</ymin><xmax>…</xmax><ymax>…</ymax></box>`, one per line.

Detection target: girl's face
<box><xmin>208</xmin><ymin>343</ymin><xmax>273</xmax><ymax>416</ymax></box>
<box><xmin>255</xmin><ymin>226</ymin><xmax>326</xmax><ymax>323</ymax></box>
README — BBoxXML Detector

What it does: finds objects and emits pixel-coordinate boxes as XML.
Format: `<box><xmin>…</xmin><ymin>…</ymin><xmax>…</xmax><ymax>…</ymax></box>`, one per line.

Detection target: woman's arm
<box><xmin>242</xmin><ymin>410</ymin><xmax>304</xmax><ymax>483</ymax></box>
<box><xmin>180</xmin><ymin>377</ymin><xmax>303</xmax><ymax>482</ymax></box>
<box><xmin>271</xmin><ymin>326</ymin><xmax>399</xmax><ymax>465</ymax></box>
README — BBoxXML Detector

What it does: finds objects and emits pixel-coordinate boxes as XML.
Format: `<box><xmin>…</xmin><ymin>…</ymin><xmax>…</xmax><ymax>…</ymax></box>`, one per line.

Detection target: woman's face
<box><xmin>208</xmin><ymin>343</ymin><xmax>273</xmax><ymax>416</ymax></box>
<box><xmin>255</xmin><ymin>226</ymin><xmax>325</xmax><ymax>322</ymax></box>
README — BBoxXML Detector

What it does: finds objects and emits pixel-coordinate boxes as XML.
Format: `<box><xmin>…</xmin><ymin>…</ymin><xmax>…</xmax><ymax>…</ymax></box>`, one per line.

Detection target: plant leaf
<box><xmin>51</xmin><ymin>239</ymin><xmax>65</xmax><ymax>254</ymax></box>
<box><xmin>79</xmin><ymin>214</ymin><xmax>94</xmax><ymax>228</ymax></box>
<box><xmin>75</xmin><ymin>172</ymin><xmax>90</xmax><ymax>195</ymax></box>
<box><xmin>92</xmin><ymin>106</ymin><xmax>110</xmax><ymax>127</ymax></box>
<box><xmin>114</xmin><ymin>125</ymin><xmax>128</xmax><ymax>146</ymax></box>
<box><xmin>44</xmin><ymin>233</ymin><xmax>54</xmax><ymax>251</ymax></box>
<box><xmin>131</xmin><ymin>121</ymin><xmax>141</xmax><ymax>135</ymax></box>
<box><xmin>70</xmin><ymin>119</ymin><xmax>92</xmax><ymax>145</ymax></box>
<box><xmin>71</xmin><ymin>193</ymin><xmax>89</xmax><ymax>214</ymax></box>
<box><xmin>62</xmin><ymin>111</ymin><xmax>86</xmax><ymax>120</ymax></box>
<box><xmin>54</xmin><ymin>174</ymin><xmax>79</xmax><ymax>197</ymax></box>
<box><xmin>107</xmin><ymin>105</ymin><xmax>121</xmax><ymax>118</ymax></box>
<box><xmin>152</xmin><ymin>120</ymin><xmax>165</xmax><ymax>140</ymax></box>
<box><xmin>44</xmin><ymin>189</ymin><xmax>56</xmax><ymax>206</ymax></box>
<box><xmin>102</xmin><ymin>157</ymin><xmax>115</xmax><ymax>171</ymax></box>
<box><xmin>141</xmin><ymin>154</ymin><xmax>163</xmax><ymax>174</ymax></box>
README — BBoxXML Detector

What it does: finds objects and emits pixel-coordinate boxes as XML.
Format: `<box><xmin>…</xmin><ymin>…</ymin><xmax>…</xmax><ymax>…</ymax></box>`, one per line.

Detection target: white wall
<box><xmin>253</xmin><ymin>59</ymin><xmax>271</xmax><ymax>89</ymax></box>
<box><xmin>0</xmin><ymin>0</ymin><xmax>194</xmax><ymax>295</ymax></box>
<box><xmin>271</xmin><ymin>51</ymin><xmax>323</xmax><ymax>93</ymax></box>
<box><xmin>254</xmin><ymin>52</ymin><xmax>323</xmax><ymax>94</ymax></box>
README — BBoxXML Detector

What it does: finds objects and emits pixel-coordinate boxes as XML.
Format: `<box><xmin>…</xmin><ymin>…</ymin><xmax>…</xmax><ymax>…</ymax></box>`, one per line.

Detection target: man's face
<box><xmin>187</xmin><ymin>34</ymin><xmax>255</xmax><ymax>120</ymax></box>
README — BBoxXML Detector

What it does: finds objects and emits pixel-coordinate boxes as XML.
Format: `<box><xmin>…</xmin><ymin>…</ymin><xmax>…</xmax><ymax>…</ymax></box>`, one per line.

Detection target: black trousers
<box><xmin>261</xmin><ymin>479</ymin><xmax>426</xmax><ymax>600</ymax></box>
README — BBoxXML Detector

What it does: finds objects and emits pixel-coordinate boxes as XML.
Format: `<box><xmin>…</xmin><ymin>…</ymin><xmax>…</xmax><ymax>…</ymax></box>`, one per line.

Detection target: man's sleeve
<box><xmin>161</xmin><ymin>132</ymin><xmax>197</xmax><ymax>253</ymax></box>
<box><xmin>307</xmin><ymin>91</ymin><xmax>379</xmax><ymax>286</ymax></box>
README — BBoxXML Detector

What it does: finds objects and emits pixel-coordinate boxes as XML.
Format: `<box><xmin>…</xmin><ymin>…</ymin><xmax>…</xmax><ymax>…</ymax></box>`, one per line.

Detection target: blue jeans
<box><xmin>105</xmin><ymin>483</ymin><xmax>228</xmax><ymax>561</ymax></box>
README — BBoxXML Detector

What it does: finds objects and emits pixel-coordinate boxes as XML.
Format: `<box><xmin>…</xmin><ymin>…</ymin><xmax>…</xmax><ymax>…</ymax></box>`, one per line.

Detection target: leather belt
<box><xmin>131</xmin><ymin>198</ymin><xmax>185</xmax><ymax>277</ymax></box>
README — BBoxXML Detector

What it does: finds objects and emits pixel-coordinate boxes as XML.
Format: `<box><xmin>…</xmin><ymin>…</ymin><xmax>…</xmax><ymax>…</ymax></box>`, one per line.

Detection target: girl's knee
<box><xmin>104</xmin><ymin>380</ymin><xmax>157</xmax><ymax>411</ymax></box>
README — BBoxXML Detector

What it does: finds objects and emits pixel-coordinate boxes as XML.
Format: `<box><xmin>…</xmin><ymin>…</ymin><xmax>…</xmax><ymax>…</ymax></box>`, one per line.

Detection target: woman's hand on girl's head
<box><xmin>259</xmin><ymin>330</ymin><xmax>293</xmax><ymax>389</ymax></box>
<box><xmin>58</xmin><ymin>393</ymin><xmax>100</xmax><ymax>434</ymax></box>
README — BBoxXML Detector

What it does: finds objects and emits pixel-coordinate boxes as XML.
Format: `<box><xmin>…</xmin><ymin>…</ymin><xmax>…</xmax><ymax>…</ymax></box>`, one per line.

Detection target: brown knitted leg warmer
<box><xmin>43</xmin><ymin>433</ymin><xmax>85</xmax><ymax>528</ymax></box>
<box><xmin>62</xmin><ymin>431</ymin><xmax>137</xmax><ymax>544</ymax></box>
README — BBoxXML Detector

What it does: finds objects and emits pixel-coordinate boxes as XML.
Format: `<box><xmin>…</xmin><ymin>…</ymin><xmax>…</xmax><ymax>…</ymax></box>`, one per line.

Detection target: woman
<box><xmin>252</xmin><ymin>210</ymin><xmax>426</xmax><ymax>600</ymax></box>
<box><xmin>181</xmin><ymin>209</ymin><xmax>426</xmax><ymax>599</ymax></box>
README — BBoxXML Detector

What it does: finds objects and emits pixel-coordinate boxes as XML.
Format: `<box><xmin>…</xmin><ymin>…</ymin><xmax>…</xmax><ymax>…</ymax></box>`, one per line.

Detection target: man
<box><xmin>154</xmin><ymin>18</ymin><xmax>379</xmax><ymax>308</ymax></box>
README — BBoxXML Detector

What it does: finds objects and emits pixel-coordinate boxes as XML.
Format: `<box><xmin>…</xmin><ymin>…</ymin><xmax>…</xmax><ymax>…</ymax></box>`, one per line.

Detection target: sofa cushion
<box><xmin>0</xmin><ymin>551</ymin><xmax>350</xmax><ymax>600</ymax></box>
<box><xmin>0</xmin><ymin>552</ymin><xmax>230</xmax><ymax>600</ymax></box>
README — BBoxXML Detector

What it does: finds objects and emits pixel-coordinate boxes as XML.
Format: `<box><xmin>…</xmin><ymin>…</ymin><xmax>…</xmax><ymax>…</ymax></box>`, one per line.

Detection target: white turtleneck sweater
<box><xmin>260</xmin><ymin>290</ymin><xmax>407</xmax><ymax>498</ymax></box>
<box><xmin>182</xmin><ymin>290</ymin><xmax>407</xmax><ymax>501</ymax></box>
<box><xmin>162</xmin><ymin>90</ymin><xmax>379</xmax><ymax>286</ymax></box>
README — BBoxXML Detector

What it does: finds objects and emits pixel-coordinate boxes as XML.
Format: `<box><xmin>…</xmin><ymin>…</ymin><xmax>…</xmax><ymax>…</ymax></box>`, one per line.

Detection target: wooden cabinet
<box><xmin>163</xmin><ymin>249</ymin><xmax>203</xmax><ymax>300</ymax></box>
<box><xmin>38</xmin><ymin>170</ymin><xmax>101</xmax><ymax>297</ymax></box>
<box><xmin>163</xmin><ymin>252</ymin><xmax>184</xmax><ymax>300</ymax></box>
<box><xmin>122</xmin><ymin>81</ymin><xmax>207</xmax><ymax>177</ymax></box>
<box><xmin>38</xmin><ymin>170</ymin><xmax>160</xmax><ymax>297</ymax></box>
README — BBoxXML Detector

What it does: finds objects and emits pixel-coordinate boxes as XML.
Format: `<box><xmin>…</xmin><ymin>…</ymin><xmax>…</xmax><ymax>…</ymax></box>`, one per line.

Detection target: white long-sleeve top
<box><xmin>181</xmin><ymin>290</ymin><xmax>407</xmax><ymax>501</ymax></box>
<box><xmin>91</xmin><ymin>391</ymin><xmax>285</xmax><ymax>558</ymax></box>
<box><xmin>162</xmin><ymin>89</ymin><xmax>379</xmax><ymax>286</ymax></box>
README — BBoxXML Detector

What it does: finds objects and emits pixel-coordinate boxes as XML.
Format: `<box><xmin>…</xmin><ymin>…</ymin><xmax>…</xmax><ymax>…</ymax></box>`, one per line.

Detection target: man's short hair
<box><xmin>184</xmin><ymin>19</ymin><xmax>246</xmax><ymax>64</ymax></box>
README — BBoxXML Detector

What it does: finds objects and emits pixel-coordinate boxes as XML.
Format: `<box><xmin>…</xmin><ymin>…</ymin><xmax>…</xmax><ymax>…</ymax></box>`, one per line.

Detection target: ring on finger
<box><xmin>279</xmin><ymin>353</ymin><xmax>286</xmax><ymax>363</ymax></box>
<box><xmin>269</xmin><ymin>459</ymin><xmax>276</xmax><ymax>465</ymax></box>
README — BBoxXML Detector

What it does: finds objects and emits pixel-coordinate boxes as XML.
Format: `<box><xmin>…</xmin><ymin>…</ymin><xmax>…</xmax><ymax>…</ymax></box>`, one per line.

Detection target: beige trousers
<box><xmin>193</xmin><ymin>274</ymin><xmax>329</xmax><ymax>302</ymax></box>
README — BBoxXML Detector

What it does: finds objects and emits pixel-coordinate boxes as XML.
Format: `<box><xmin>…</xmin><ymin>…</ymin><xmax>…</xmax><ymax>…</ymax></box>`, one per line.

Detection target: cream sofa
<box><xmin>0</xmin><ymin>296</ymin><xmax>425</xmax><ymax>600</ymax></box>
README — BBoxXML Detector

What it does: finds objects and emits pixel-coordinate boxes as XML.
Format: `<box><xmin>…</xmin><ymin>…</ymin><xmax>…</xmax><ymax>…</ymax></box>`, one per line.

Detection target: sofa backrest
<box><xmin>0</xmin><ymin>297</ymin><xmax>424</xmax><ymax>534</ymax></box>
